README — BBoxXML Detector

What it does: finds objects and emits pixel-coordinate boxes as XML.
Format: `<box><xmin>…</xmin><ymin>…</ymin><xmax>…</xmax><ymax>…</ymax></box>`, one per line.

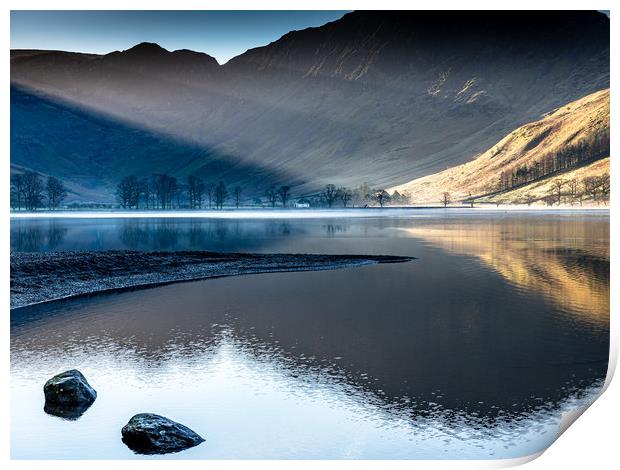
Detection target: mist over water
<box><xmin>10</xmin><ymin>210</ymin><xmax>609</xmax><ymax>459</ymax></box>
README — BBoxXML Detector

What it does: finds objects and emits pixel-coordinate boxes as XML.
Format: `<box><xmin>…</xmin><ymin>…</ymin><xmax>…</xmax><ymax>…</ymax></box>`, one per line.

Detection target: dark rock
<box><xmin>121</xmin><ymin>413</ymin><xmax>205</xmax><ymax>454</ymax></box>
<box><xmin>43</xmin><ymin>369</ymin><xmax>97</xmax><ymax>407</ymax></box>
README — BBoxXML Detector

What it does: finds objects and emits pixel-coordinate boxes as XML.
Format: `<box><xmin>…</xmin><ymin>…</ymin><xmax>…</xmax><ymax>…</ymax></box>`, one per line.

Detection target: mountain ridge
<box><xmin>10</xmin><ymin>10</ymin><xmax>610</xmax><ymax>202</ymax></box>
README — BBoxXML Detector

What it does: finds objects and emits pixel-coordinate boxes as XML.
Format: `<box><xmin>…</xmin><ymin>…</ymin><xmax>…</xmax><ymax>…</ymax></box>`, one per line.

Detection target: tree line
<box><xmin>488</xmin><ymin>174</ymin><xmax>610</xmax><ymax>207</ymax></box>
<box><xmin>496</xmin><ymin>128</ymin><xmax>609</xmax><ymax>193</ymax></box>
<box><xmin>303</xmin><ymin>183</ymin><xmax>411</xmax><ymax>208</ymax></box>
<box><xmin>12</xmin><ymin>168</ymin><xmax>608</xmax><ymax>212</ymax></box>
<box><xmin>116</xmin><ymin>174</ymin><xmax>236</xmax><ymax>210</ymax></box>
<box><xmin>116</xmin><ymin>174</ymin><xmax>412</xmax><ymax>210</ymax></box>
<box><xmin>539</xmin><ymin>174</ymin><xmax>610</xmax><ymax>206</ymax></box>
<box><xmin>11</xmin><ymin>170</ymin><xmax>414</xmax><ymax>211</ymax></box>
<box><xmin>10</xmin><ymin>172</ymin><xmax>68</xmax><ymax>211</ymax></box>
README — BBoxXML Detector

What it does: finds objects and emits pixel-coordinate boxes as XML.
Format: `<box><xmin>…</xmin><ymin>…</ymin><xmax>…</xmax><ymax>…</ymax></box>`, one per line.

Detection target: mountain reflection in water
<box><xmin>404</xmin><ymin>219</ymin><xmax>609</xmax><ymax>324</ymax></box>
<box><xmin>10</xmin><ymin>211</ymin><xmax>609</xmax><ymax>459</ymax></box>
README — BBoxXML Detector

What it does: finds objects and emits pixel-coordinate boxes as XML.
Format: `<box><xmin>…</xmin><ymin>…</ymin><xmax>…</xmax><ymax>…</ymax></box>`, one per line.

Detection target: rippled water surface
<box><xmin>10</xmin><ymin>210</ymin><xmax>610</xmax><ymax>459</ymax></box>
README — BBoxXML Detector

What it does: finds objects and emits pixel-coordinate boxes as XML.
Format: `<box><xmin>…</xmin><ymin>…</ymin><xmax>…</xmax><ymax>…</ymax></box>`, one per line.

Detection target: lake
<box><xmin>10</xmin><ymin>209</ymin><xmax>610</xmax><ymax>459</ymax></box>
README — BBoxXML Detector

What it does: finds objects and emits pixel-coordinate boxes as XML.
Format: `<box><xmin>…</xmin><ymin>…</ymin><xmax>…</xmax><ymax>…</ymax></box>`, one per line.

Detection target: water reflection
<box><xmin>44</xmin><ymin>400</ymin><xmax>95</xmax><ymax>421</ymax></box>
<box><xmin>11</xmin><ymin>266</ymin><xmax>608</xmax><ymax>421</ymax></box>
<box><xmin>404</xmin><ymin>220</ymin><xmax>609</xmax><ymax>324</ymax></box>
<box><xmin>11</xmin><ymin>220</ymin><xmax>68</xmax><ymax>252</ymax></box>
<box><xmin>324</xmin><ymin>223</ymin><xmax>349</xmax><ymax>236</ymax></box>
<box><xmin>11</xmin><ymin>217</ymin><xmax>304</xmax><ymax>253</ymax></box>
<box><xmin>11</xmin><ymin>311</ymin><xmax>603</xmax><ymax>459</ymax></box>
<box><xmin>10</xmin><ymin>212</ymin><xmax>609</xmax><ymax>459</ymax></box>
<box><xmin>119</xmin><ymin>220</ymin><xmax>182</xmax><ymax>250</ymax></box>
<box><xmin>15</xmin><ymin>327</ymin><xmax>591</xmax><ymax>459</ymax></box>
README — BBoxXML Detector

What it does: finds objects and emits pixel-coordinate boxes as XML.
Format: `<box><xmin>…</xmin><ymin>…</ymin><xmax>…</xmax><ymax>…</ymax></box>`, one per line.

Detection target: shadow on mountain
<box><xmin>10</xmin><ymin>86</ymin><xmax>299</xmax><ymax>202</ymax></box>
<box><xmin>11</xmin><ymin>11</ymin><xmax>610</xmax><ymax>198</ymax></box>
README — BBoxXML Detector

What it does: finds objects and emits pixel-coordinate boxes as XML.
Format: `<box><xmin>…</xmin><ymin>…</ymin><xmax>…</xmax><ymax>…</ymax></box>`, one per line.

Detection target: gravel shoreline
<box><xmin>10</xmin><ymin>250</ymin><xmax>414</xmax><ymax>309</ymax></box>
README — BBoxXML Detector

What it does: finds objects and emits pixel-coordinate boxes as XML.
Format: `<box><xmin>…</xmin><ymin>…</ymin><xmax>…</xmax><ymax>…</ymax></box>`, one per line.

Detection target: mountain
<box><xmin>10</xmin><ymin>11</ymin><xmax>610</xmax><ymax>202</ymax></box>
<box><xmin>390</xmin><ymin>89</ymin><xmax>610</xmax><ymax>204</ymax></box>
<box><xmin>10</xmin><ymin>86</ymin><xmax>293</xmax><ymax>202</ymax></box>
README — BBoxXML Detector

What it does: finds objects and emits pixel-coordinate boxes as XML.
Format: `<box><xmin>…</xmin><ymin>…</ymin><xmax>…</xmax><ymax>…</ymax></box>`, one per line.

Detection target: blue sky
<box><xmin>10</xmin><ymin>11</ymin><xmax>349</xmax><ymax>64</ymax></box>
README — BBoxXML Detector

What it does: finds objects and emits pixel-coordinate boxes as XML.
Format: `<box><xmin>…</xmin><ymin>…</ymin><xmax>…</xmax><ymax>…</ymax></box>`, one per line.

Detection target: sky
<box><xmin>10</xmin><ymin>10</ymin><xmax>349</xmax><ymax>64</ymax></box>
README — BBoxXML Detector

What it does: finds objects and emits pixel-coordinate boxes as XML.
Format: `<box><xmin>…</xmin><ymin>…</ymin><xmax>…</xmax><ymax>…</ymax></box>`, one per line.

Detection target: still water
<box><xmin>10</xmin><ymin>210</ymin><xmax>610</xmax><ymax>459</ymax></box>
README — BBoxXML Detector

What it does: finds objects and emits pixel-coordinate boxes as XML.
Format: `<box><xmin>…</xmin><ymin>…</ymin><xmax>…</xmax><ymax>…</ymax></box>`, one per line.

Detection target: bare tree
<box><xmin>567</xmin><ymin>179</ymin><xmax>578</xmax><ymax>206</ymax></box>
<box><xmin>206</xmin><ymin>183</ymin><xmax>215</xmax><ymax>208</ymax></box>
<box><xmin>46</xmin><ymin>176</ymin><xmax>68</xmax><ymax>210</ymax></box>
<box><xmin>266</xmin><ymin>186</ymin><xmax>278</xmax><ymax>208</ymax></box>
<box><xmin>351</xmin><ymin>182</ymin><xmax>372</xmax><ymax>207</ymax></box>
<box><xmin>441</xmin><ymin>192</ymin><xmax>452</xmax><ymax>208</ymax></box>
<box><xmin>116</xmin><ymin>178</ymin><xmax>131</xmax><ymax>209</ymax></box>
<box><xmin>153</xmin><ymin>174</ymin><xmax>166</xmax><ymax>209</ymax></box>
<box><xmin>116</xmin><ymin>175</ymin><xmax>140</xmax><ymax>209</ymax></box>
<box><xmin>583</xmin><ymin>176</ymin><xmax>601</xmax><ymax>203</ymax></box>
<box><xmin>187</xmin><ymin>175</ymin><xmax>205</xmax><ymax>209</ymax></box>
<box><xmin>10</xmin><ymin>174</ymin><xmax>25</xmax><ymax>211</ymax></box>
<box><xmin>139</xmin><ymin>178</ymin><xmax>153</xmax><ymax>209</ymax></box>
<box><xmin>543</xmin><ymin>194</ymin><xmax>556</xmax><ymax>206</ymax></box>
<box><xmin>551</xmin><ymin>178</ymin><xmax>566</xmax><ymax>206</ymax></box>
<box><xmin>22</xmin><ymin>171</ymin><xmax>45</xmax><ymax>211</ymax></box>
<box><xmin>174</xmin><ymin>181</ymin><xmax>185</xmax><ymax>208</ymax></box>
<box><xmin>215</xmin><ymin>181</ymin><xmax>228</xmax><ymax>209</ymax></box>
<box><xmin>234</xmin><ymin>186</ymin><xmax>243</xmax><ymax>208</ymax></box>
<box><xmin>195</xmin><ymin>181</ymin><xmax>205</xmax><ymax>209</ymax></box>
<box><xmin>151</xmin><ymin>174</ymin><xmax>178</xmax><ymax>209</ymax></box>
<box><xmin>339</xmin><ymin>187</ymin><xmax>353</xmax><ymax>207</ymax></box>
<box><xmin>322</xmin><ymin>184</ymin><xmax>338</xmax><ymax>208</ymax></box>
<box><xmin>351</xmin><ymin>189</ymin><xmax>364</xmax><ymax>207</ymax></box>
<box><xmin>277</xmin><ymin>185</ymin><xmax>291</xmax><ymax>208</ymax></box>
<box><xmin>187</xmin><ymin>175</ymin><xmax>197</xmax><ymax>208</ymax></box>
<box><xmin>599</xmin><ymin>174</ymin><xmax>610</xmax><ymax>204</ymax></box>
<box><xmin>575</xmin><ymin>181</ymin><xmax>586</xmax><ymax>206</ymax></box>
<box><xmin>374</xmin><ymin>189</ymin><xmax>391</xmax><ymax>207</ymax></box>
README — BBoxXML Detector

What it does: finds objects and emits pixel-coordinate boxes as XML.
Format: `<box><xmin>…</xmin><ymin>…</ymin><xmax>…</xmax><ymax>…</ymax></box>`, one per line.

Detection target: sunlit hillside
<box><xmin>391</xmin><ymin>89</ymin><xmax>610</xmax><ymax>205</ymax></box>
<box><xmin>479</xmin><ymin>157</ymin><xmax>609</xmax><ymax>205</ymax></box>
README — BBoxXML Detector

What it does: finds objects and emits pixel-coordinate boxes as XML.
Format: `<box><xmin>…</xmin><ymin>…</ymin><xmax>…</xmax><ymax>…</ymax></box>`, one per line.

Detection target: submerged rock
<box><xmin>43</xmin><ymin>369</ymin><xmax>97</xmax><ymax>408</ymax></box>
<box><xmin>121</xmin><ymin>413</ymin><xmax>205</xmax><ymax>454</ymax></box>
<box><xmin>43</xmin><ymin>369</ymin><xmax>97</xmax><ymax>420</ymax></box>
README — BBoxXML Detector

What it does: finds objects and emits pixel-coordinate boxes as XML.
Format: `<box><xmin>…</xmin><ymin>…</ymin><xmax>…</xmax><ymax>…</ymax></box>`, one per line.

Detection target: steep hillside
<box><xmin>11</xmin><ymin>11</ymin><xmax>610</xmax><ymax>201</ymax></box>
<box><xmin>10</xmin><ymin>87</ymin><xmax>294</xmax><ymax>202</ymax></box>
<box><xmin>391</xmin><ymin>89</ymin><xmax>610</xmax><ymax>204</ymax></box>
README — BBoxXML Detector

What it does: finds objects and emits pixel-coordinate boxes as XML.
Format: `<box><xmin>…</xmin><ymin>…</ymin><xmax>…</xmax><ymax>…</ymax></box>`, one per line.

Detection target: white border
<box><xmin>2</xmin><ymin>2</ymin><xmax>616</xmax><ymax>469</ymax></box>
